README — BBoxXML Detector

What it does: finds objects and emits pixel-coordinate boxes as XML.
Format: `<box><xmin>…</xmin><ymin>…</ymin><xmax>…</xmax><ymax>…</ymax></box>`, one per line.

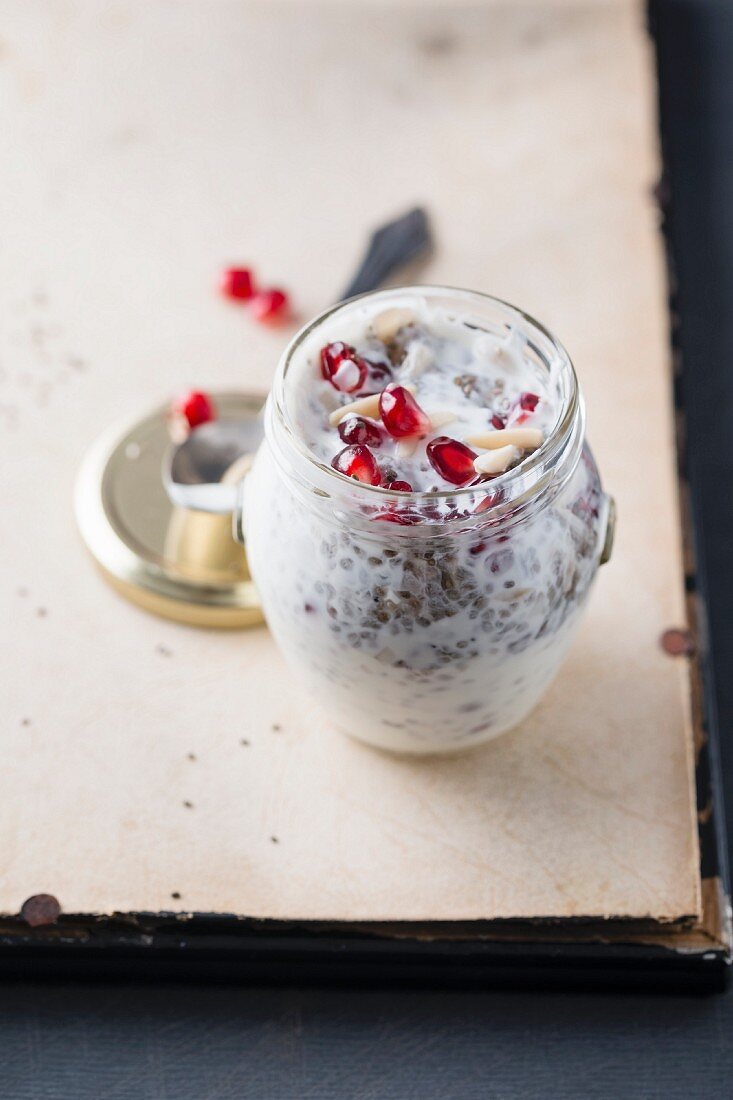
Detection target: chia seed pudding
<box><xmin>244</xmin><ymin>288</ymin><xmax>611</xmax><ymax>753</ymax></box>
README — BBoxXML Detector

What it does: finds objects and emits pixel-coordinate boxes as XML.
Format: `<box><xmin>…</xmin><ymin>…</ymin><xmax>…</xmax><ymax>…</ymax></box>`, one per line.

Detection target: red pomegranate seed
<box><xmin>385</xmin><ymin>479</ymin><xmax>413</xmax><ymax>492</ymax></box>
<box><xmin>320</xmin><ymin>343</ymin><xmax>367</xmax><ymax>393</ymax></box>
<box><xmin>359</xmin><ymin>359</ymin><xmax>393</xmax><ymax>395</ymax></box>
<box><xmin>338</xmin><ymin>414</ymin><xmax>383</xmax><ymax>446</ymax></box>
<box><xmin>173</xmin><ymin>390</ymin><xmax>217</xmax><ymax>429</ymax></box>
<box><xmin>426</xmin><ymin>436</ymin><xmax>478</xmax><ymax>486</ymax></box>
<box><xmin>321</xmin><ymin>342</ymin><xmax>350</xmax><ymax>379</ymax></box>
<box><xmin>519</xmin><ymin>392</ymin><xmax>539</xmax><ymax>412</ymax></box>
<box><xmin>490</xmin><ymin>413</ymin><xmax>506</xmax><ymax>430</ymax></box>
<box><xmin>331</xmin><ymin>444</ymin><xmax>381</xmax><ymax>485</ymax></box>
<box><xmin>474</xmin><ymin>488</ymin><xmax>505</xmax><ymax>514</ymax></box>
<box><xmin>250</xmin><ymin>288</ymin><xmax>289</xmax><ymax>322</ymax></box>
<box><xmin>378</xmin><ymin>384</ymin><xmax>431</xmax><ymax>438</ymax></box>
<box><xmin>220</xmin><ymin>267</ymin><xmax>255</xmax><ymax>301</ymax></box>
<box><xmin>489</xmin><ymin>547</ymin><xmax>514</xmax><ymax>574</ymax></box>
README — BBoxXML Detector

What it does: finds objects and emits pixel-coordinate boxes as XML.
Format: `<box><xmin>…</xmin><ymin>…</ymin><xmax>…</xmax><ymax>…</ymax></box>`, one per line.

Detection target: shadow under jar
<box><xmin>242</xmin><ymin>288</ymin><xmax>613</xmax><ymax>754</ymax></box>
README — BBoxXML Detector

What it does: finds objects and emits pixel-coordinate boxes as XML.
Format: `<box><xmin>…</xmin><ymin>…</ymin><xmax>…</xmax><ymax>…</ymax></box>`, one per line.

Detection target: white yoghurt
<box><xmin>288</xmin><ymin>294</ymin><xmax>560</xmax><ymax>491</ymax></box>
<box><xmin>244</xmin><ymin>290</ymin><xmax>607</xmax><ymax>753</ymax></box>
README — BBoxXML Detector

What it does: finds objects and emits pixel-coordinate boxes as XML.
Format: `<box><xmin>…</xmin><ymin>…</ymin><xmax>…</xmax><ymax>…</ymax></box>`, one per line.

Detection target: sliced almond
<box><xmin>473</xmin><ymin>445</ymin><xmax>519</xmax><ymax>476</ymax></box>
<box><xmin>395</xmin><ymin>436</ymin><xmax>419</xmax><ymax>459</ymax></box>
<box><xmin>427</xmin><ymin>410</ymin><xmax>456</xmax><ymax>431</ymax></box>
<box><xmin>465</xmin><ymin>427</ymin><xmax>543</xmax><ymax>451</ymax></box>
<box><xmin>328</xmin><ymin>384</ymin><xmax>416</xmax><ymax>427</ymax></box>
<box><xmin>372</xmin><ymin>307</ymin><xmax>417</xmax><ymax>343</ymax></box>
<box><xmin>400</xmin><ymin>341</ymin><xmax>434</xmax><ymax>381</ymax></box>
<box><xmin>328</xmin><ymin>393</ymin><xmax>380</xmax><ymax>426</ymax></box>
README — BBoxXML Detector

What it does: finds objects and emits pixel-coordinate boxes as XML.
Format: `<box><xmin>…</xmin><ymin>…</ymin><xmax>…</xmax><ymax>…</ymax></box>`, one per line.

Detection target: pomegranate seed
<box><xmin>474</xmin><ymin>488</ymin><xmax>505</xmax><ymax>514</ymax></box>
<box><xmin>320</xmin><ymin>343</ymin><xmax>368</xmax><ymax>393</ymax></box>
<box><xmin>489</xmin><ymin>547</ymin><xmax>514</xmax><ymax>574</ymax></box>
<box><xmin>220</xmin><ymin>267</ymin><xmax>255</xmax><ymax>301</ymax></box>
<box><xmin>359</xmin><ymin>359</ymin><xmax>393</xmax><ymax>395</ymax></box>
<box><xmin>338</xmin><ymin>414</ymin><xmax>383</xmax><ymax>446</ymax></box>
<box><xmin>385</xmin><ymin>479</ymin><xmax>413</xmax><ymax>492</ymax></box>
<box><xmin>490</xmin><ymin>413</ymin><xmax>506</xmax><ymax>430</ymax></box>
<box><xmin>379</xmin><ymin>384</ymin><xmax>431</xmax><ymax>438</ymax></box>
<box><xmin>321</xmin><ymin>342</ymin><xmax>350</xmax><ymax>379</ymax></box>
<box><xmin>519</xmin><ymin>392</ymin><xmax>539</xmax><ymax>412</ymax></box>
<box><xmin>173</xmin><ymin>390</ymin><xmax>217</xmax><ymax>429</ymax></box>
<box><xmin>333</xmin><ymin>359</ymin><xmax>365</xmax><ymax>392</ymax></box>
<box><xmin>250</xmin><ymin>288</ymin><xmax>289</xmax><ymax>322</ymax></box>
<box><xmin>426</xmin><ymin>436</ymin><xmax>478</xmax><ymax>486</ymax></box>
<box><xmin>331</xmin><ymin>444</ymin><xmax>381</xmax><ymax>485</ymax></box>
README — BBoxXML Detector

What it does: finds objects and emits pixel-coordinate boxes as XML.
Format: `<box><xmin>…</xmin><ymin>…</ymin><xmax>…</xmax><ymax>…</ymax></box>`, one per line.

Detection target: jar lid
<box><xmin>74</xmin><ymin>391</ymin><xmax>265</xmax><ymax>628</ymax></box>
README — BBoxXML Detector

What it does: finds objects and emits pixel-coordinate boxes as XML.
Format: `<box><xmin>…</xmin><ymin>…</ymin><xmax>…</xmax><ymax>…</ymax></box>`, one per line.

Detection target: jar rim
<box><xmin>271</xmin><ymin>285</ymin><xmax>582</xmax><ymax>512</ymax></box>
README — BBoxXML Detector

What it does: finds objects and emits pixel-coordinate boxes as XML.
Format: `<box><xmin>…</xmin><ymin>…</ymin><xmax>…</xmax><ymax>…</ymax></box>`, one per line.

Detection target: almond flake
<box><xmin>473</xmin><ymin>445</ymin><xmax>519</xmax><ymax>476</ymax></box>
<box><xmin>465</xmin><ymin>427</ymin><xmax>543</xmax><ymax>451</ymax></box>
<box><xmin>400</xmin><ymin>341</ymin><xmax>434</xmax><ymax>381</ymax></box>
<box><xmin>427</xmin><ymin>410</ymin><xmax>456</xmax><ymax>431</ymax></box>
<box><xmin>373</xmin><ymin>308</ymin><xmax>417</xmax><ymax>343</ymax></box>
<box><xmin>328</xmin><ymin>384</ymin><xmax>416</xmax><ymax>427</ymax></box>
<box><xmin>395</xmin><ymin>436</ymin><xmax>419</xmax><ymax>459</ymax></box>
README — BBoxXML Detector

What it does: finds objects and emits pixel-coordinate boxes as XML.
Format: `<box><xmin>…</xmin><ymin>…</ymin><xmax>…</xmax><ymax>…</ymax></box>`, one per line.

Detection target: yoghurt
<box><xmin>244</xmin><ymin>288</ymin><xmax>609</xmax><ymax>753</ymax></box>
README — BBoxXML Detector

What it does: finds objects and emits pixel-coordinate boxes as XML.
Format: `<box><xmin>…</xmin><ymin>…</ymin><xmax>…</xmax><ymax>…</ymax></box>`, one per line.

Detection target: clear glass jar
<box><xmin>243</xmin><ymin>288</ymin><xmax>613</xmax><ymax>754</ymax></box>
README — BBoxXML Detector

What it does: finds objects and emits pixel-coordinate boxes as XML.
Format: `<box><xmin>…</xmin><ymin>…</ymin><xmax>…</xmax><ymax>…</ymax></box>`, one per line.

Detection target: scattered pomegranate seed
<box><xmin>320</xmin><ymin>343</ymin><xmax>368</xmax><ymax>393</ymax></box>
<box><xmin>338</xmin><ymin>414</ymin><xmax>383</xmax><ymax>447</ymax></box>
<box><xmin>173</xmin><ymin>390</ymin><xmax>217</xmax><ymax>430</ymax></box>
<box><xmin>426</xmin><ymin>436</ymin><xmax>478</xmax><ymax>486</ymax></box>
<box><xmin>331</xmin><ymin>444</ymin><xmax>381</xmax><ymax>485</ymax></box>
<box><xmin>385</xmin><ymin>479</ymin><xmax>413</xmax><ymax>492</ymax></box>
<box><xmin>490</xmin><ymin>413</ymin><xmax>506</xmax><ymax>430</ymax></box>
<box><xmin>220</xmin><ymin>267</ymin><xmax>255</xmax><ymax>301</ymax></box>
<box><xmin>379</xmin><ymin>384</ymin><xmax>431</xmax><ymax>438</ymax></box>
<box><xmin>250</xmin><ymin>288</ymin><xmax>289</xmax><ymax>323</ymax></box>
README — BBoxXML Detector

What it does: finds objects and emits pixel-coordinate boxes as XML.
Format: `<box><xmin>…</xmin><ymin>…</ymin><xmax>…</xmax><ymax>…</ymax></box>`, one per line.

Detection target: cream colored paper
<box><xmin>0</xmin><ymin>0</ymin><xmax>699</xmax><ymax>921</ymax></box>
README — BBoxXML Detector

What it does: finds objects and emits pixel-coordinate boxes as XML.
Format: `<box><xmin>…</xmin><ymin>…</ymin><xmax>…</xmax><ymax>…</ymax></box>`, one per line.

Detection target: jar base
<box><xmin>332</xmin><ymin>716</ymin><xmax>521</xmax><ymax>757</ymax></box>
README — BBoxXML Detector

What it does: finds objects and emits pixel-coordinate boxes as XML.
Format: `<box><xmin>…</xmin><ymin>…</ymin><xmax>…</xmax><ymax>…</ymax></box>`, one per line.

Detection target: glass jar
<box><xmin>242</xmin><ymin>288</ymin><xmax>613</xmax><ymax>754</ymax></box>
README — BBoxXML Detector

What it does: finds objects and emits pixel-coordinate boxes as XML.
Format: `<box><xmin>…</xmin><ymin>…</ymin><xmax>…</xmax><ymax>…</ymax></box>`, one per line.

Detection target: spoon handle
<box><xmin>338</xmin><ymin>207</ymin><xmax>433</xmax><ymax>301</ymax></box>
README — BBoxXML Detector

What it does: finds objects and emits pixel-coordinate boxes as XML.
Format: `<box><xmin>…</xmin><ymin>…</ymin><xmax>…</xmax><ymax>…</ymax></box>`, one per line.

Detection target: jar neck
<box><xmin>266</xmin><ymin>287</ymin><xmax>584</xmax><ymax>536</ymax></box>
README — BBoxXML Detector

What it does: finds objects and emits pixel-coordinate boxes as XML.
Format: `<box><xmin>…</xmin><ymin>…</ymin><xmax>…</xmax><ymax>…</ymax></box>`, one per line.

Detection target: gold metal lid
<box><xmin>74</xmin><ymin>392</ymin><xmax>265</xmax><ymax>628</ymax></box>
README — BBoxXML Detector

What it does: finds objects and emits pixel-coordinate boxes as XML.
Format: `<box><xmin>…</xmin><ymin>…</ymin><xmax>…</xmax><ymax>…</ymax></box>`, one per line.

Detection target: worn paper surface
<box><xmin>0</xmin><ymin>1</ymin><xmax>699</xmax><ymax>921</ymax></box>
